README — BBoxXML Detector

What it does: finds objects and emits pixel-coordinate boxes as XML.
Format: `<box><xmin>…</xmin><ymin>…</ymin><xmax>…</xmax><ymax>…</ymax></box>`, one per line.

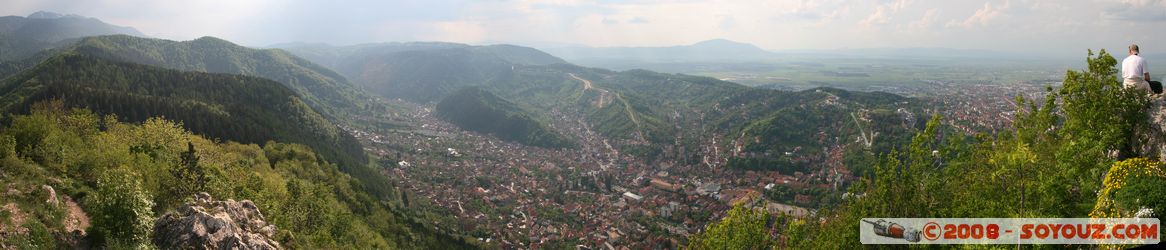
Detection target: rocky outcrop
<box><xmin>1133</xmin><ymin>97</ymin><xmax>1166</xmax><ymax>161</ymax></box>
<box><xmin>152</xmin><ymin>193</ymin><xmax>281</xmax><ymax>250</ymax></box>
<box><xmin>42</xmin><ymin>185</ymin><xmax>58</xmax><ymax>206</ymax></box>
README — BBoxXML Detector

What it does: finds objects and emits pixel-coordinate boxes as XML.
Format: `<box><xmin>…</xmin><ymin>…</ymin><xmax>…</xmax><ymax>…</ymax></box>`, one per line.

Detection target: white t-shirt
<box><xmin>1122</xmin><ymin>54</ymin><xmax>1148</xmax><ymax>80</ymax></box>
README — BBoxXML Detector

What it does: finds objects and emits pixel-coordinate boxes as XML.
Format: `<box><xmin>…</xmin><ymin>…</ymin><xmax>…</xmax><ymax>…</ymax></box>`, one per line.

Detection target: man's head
<box><xmin>1130</xmin><ymin>44</ymin><xmax>1140</xmax><ymax>55</ymax></box>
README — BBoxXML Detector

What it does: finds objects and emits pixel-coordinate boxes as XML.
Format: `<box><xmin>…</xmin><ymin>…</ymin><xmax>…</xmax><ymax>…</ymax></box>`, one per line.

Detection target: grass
<box><xmin>0</xmin><ymin>157</ymin><xmax>74</xmax><ymax>248</ymax></box>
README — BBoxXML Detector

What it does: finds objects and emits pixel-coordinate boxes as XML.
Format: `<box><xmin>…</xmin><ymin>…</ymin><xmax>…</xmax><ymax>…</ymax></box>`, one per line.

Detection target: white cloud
<box><xmin>859</xmin><ymin>0</ymin><xmax>913</xmax><ymax>28</ymax></box>
<box><xmin>1102</xmin><ymin>0</ymin><xmax>1166</xmax><ymax>21</ymax></box>
<box><xmin>420</xmin><ymin>21</ymin><xmax>487</xmax><ymax>43</ymax></box>
<box><xmin>1116</xmin><ymin>0</ymin><xmax>1164</xmax><ymax>6</ymax></box>
<box><xmin>822</xmin><ymin>5</ymin><xmax>851</xmax><ymax>21</ymax></box>
<box><xmin>781</xmin><ymin>0</ymin><xmax>843</xmax><ymax>21</ymax></box>
<box><xmin>889</xmin><ymin>0</ymin><xmax>912</xmax><ymax>12</ymax></box>
<box><xmin>0</xmin><ymin>0</ymin><xmax>46</xmax><ymax>15</ymax></box>
<box><xmin>946</xmin><ymin>0</ymin><xmax>1011</xmax><ymax>28</ymax></box>
<box><xmin>859</xmin><ymin>6</ymin><xmax>890</xmax><ymax>26</ymax></box>
<box><xmin>1</xmin><ymin>0</ymin><xmax>280</xmax><ymax>43</ymax></box>
<box><xmin>909</xmin><ymin>8</ymin><xmax>939</xmax><ymax>30</ymax></box>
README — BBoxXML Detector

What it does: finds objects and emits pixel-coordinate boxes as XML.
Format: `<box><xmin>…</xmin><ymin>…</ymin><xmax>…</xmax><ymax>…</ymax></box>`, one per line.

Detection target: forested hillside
<box><xmin>435</xmin><ymin>87</ymin><xmax>575</xmax><ymax>148</ymax></box>
<box><xmin>719</xmin><ymin>87</ymin><xmax>922</xmax><ymax>173</ymax></box>
<box><xmin>0</xmin><ymin>28</ymin><xmax>487</xmax><ymax>248</ymax></box>
<box><xmin>0</xmin><ymin>102</ymin><xmax>477</xmax><ymax>248</ymax></box>
<box><xmin>0</xmin><ymin>53</ymin><xmax>366</xmax><ymax>173</ymax></box>
<box><xmin>285</xmin><ymin>44</ymin><xmax>924</xmax><ymax>166</ymax></box>
<box><xmin>62</xmin><ymin>35</ymin><xmax>367</xmax><ymax>118</ymax></box>
<box><xmin>482</xmin><ymin>64</ymin><xmax>922</xmax><ymax>164</ymax></box>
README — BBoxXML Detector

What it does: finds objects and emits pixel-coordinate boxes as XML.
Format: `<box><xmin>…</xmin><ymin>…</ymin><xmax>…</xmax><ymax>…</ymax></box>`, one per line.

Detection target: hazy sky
<box><xmin>3</xmin><ymin>0</ymin><xmax>1164</xmax><ymax>56</ymax></box>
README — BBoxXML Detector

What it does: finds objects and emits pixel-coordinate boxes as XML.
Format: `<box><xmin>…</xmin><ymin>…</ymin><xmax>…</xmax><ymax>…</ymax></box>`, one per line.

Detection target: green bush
<box><xmin>1114</xmin><ymin>175</ymin><xmax>1166</xmax><ymax>220</ymax></box>
<box><xmin>687</xmin><ymin>204</ymin><xmax>771</xmax><ymax>250</ymax></box>
<box><xmin>13</xmin><ymin>219</ymin><xmax>57</xmax><ymax>249</ymax></box>
<box><xmin>86</xmin><ymin>168</ymin><xmax>155</xmax><ymax>248</ymax></box>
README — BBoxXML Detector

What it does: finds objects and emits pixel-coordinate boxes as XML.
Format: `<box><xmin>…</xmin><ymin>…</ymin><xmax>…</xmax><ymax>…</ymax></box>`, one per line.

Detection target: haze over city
<box><xmin>4</xmin><ymin>0</ymin><xmax>1164</xmax><ymax>56</ymax></box>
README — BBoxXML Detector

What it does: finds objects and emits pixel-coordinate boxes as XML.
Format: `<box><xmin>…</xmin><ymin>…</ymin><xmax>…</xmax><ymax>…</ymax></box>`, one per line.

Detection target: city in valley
<box><xmin>346</xmin><ymin>77</ymin><xmax>1048</xmax><ymax>248</ymax></box>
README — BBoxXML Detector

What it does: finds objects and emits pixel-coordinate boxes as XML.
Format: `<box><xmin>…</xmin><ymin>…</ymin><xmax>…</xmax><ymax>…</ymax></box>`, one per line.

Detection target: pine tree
<box><xmin>172</xmin><ymin>141</ymin><xmax>207</xmax><ymax>198</ymax></box>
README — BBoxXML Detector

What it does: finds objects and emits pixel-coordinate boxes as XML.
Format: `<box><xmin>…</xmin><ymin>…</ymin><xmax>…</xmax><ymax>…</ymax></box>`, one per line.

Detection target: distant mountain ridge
<box><xmin>283</xmin><ymin>41</ymin><xmax>734</xmax><ymax>143</ymax></box>
<box><xmin>275</xmin><ymin>41</ymin><xmax>566</xmax><ymax>69</ymax></box>
<box><xmin>777</xmin><ymin>47</ymin><xmax>1028</xmax><ymax>59</ymax></box>
<box><xmin>277</xmin><ymin>42</ymin><xmax>567</xmax><ymax>103</ymax></box>
<box><xmin>540</xmin><ymin>39</ymin><xmax>778</xmax><ymax>63</ymax></box>
<box><xmin>25</xmin><ymin>11</ymin><xmax>84</xmax><ymax>19</ymax></box>
<box><xmin>0</xmin><ymin>11</ymin><xmax>144</xmax><ymax>61</ymax></box>
<box><xmin>537</xmin><ymin>39</ymin><xmax>1060</xmax><ymax>74</ymax></box>
<box><xmin>281</xmin><ymin>40</ymin><xmax>923</xmax><ymax>157</ymax></box>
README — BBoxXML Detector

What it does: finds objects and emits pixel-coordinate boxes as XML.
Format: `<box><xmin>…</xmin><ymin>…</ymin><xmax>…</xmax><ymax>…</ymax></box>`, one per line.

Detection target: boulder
<box><xmin>152</xmin><ymin>192</ymin><xmax>281</xmax><ymax>250</ymax></box>
<box><xmin>42</xmin><ymin>185</ymin><xmax>58</xmax><ymax>206</ymax></box>
<box><xmin>1133</xmin><ymin>97</ymin><xmax>1166</xmax><ymax>162</ymax></box>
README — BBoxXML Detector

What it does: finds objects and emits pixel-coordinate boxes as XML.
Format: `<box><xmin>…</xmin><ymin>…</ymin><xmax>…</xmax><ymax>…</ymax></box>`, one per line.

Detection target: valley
<box><xmin>350</xmin><ymin>97</ymin><xmax>798</xmax><ymax>248</ymax></box>
<box><xmin>3</xmin><ymin>6</ymin><xmax>1162</xmax><ymax>250</ymax></box>
<box><xmin>321</xmin><ymin>43</ymin><xmax>1047</xmax><ymax>247</ymax></box>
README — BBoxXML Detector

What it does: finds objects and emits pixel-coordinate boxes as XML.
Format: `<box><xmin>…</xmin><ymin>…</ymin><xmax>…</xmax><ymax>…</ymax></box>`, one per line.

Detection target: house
<box><xmin>650</xmin><ymin>178</ymin><xmax>680</xmax><ymax>192</ymax></box>
<box><xmin>622</xmin><ymin>192</ymin><xmax>643</xmax><ymax>201</ymax></box>
<box><xmin>765</xmin><ymin>202</ymin><xmax>810</xmax><ymax>218</ymax></box>
<box><xmin>794</xmin><ymin>194</ymin><xmax>813</xmax><ymax>205</ymax></box>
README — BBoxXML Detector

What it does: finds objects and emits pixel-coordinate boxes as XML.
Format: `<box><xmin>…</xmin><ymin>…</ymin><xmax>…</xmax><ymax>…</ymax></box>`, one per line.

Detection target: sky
<box><xmin>3</xmin><ymin>0</ymin><xmax>1165</xmax><ymax>57</ymax></box>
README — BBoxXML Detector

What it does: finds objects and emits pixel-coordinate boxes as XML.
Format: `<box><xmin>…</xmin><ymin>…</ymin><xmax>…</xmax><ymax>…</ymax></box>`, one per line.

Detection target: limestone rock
<box><xmin>1132</xmin><ymin>97</ymin><xmax>1166</xmax><ymax>162</ymax></box>
<box><xmin>152</xmin><ymin>192</ymin><xmax>281</xmax><ymax>250</ymax></box>
<box><xmin>42</xmin><ymin>185</ymin><xmax>58</xmax><ymax>207</ymax></box>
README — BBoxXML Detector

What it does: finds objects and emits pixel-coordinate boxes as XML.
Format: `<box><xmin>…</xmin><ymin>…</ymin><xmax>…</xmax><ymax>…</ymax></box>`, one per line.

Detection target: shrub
<box><xmin>86</xmin><ymin>168</ymin><xmax>155</xmax><ymax>248</ymax></box>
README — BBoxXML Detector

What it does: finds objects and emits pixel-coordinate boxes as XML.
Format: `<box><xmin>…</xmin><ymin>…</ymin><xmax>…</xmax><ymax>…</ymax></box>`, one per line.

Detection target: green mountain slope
<box><xmin>475</xmin><ymin>62</ymin><xmax>923</xmax><ymax>168</ymax></box>
<box><xmin>477</xmin><ymin>66</ymin><xmax>709</xmax><ymax>143</ymax></box>
<box><xmin>718</xmin><ymin>87</ymin><xmax>921</xmax><ymax>172</ymax></box>
<box><xmin>0</xmin><ymin>30</ymin><xmax>481</xmax><ymax>250</ymax></box>
<box><xmin>493</xmin><ymin>68</ymin><xmax>923</xmax><ymax>173</ymax></box>
<box><xmin>0</xmin><ymin>104</ymin><xmax>476</xmax><ymax>249</ymax></box>
<box><xmin>435</xmin><ymin>87</ymin><xmax>575</xmax><ymax>148</ymax></box>
<box><xmin>287</xmin><ymin>43</ymin><xmax>922</xmax><ymax>160</ymax></box>
<box><xmin>64</xmin><ymin>35</ymin><xmax>365</xmax><ymax>118</ymax></box>
<box><xmin>0</xmin><ymin>53</ymin><xmax>367</xmax><ymax>176</ymax></box>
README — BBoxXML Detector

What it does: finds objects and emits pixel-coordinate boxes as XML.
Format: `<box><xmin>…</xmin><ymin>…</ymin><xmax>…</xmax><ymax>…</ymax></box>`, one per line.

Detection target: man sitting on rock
<box><xmin>1122</xmin><ymin>44</ymin><xmax>1159</xmax><ymax>93</ymax></box>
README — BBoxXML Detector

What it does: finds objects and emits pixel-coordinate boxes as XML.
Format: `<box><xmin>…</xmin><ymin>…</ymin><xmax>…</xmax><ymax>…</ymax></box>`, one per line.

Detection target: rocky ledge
<box><xmin>152</xmin><ymin>192</ymin><xmax>281</xmax><ymax>250</ymax></box>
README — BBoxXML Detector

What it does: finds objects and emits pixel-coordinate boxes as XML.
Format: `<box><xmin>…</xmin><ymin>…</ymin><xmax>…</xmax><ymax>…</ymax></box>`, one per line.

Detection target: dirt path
<box><xmin>1</xmin><ymin>203</ymin><xmax>28</xmax><ymax>235</ymax></box>
<box><xmin>569</xmin><ymin>73</ymin><xmax>593</xmax><ymax>90</ymax></box>
<box><xmin>569</xmin><ymin>73</ymin><xmax>611</xmax><ymax>107</ymax></box>
<box><xmin>615</xmin><ymin>93</ymin><xmax>641</xmax><ymax>132</ymax></box>
<box><xmin>568</xmin><ymin>73</ymin><xmax>642</xmax><ymax>138</ymax></box>
<box><xmin>62</xmin><ymin>196</ymin><xmax>89</xmax><ymax>235</ymax></box>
